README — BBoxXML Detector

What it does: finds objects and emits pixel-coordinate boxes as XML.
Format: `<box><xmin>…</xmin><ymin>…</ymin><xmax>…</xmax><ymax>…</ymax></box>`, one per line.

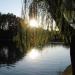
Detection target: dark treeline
<box><xmin>0</xmin><ymin>13</ymin><xmax>20</xmax><ymax>40</ymax></box>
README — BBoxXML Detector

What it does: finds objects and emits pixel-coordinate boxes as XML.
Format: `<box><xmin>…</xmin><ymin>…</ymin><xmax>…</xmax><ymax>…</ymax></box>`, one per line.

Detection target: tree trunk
<box><xmin>70</xmin><ymin>34</ymin><xmax>75</xmax><ymax>75</ymax></box>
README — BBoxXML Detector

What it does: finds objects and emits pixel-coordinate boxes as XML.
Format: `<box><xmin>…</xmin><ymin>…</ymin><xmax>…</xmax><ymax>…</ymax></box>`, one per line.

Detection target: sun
<box><xmin>29</xmin><ymin>19</ymin><xmax>38</xmax><ymax>28</ymax></box>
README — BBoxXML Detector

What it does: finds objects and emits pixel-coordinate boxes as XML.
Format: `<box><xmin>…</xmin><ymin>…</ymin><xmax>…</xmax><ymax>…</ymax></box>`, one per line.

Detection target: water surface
<box><xmin>0</xmin><ymin>44</ymin><xmax>71</xmax><ymax>75</ymax></box>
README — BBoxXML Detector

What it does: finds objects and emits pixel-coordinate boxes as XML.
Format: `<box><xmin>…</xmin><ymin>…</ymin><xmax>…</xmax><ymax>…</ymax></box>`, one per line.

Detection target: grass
<box><xmin>62</xmin><ymin>65</ymin><xmax>72</xmax><ymax>75</ymax></box>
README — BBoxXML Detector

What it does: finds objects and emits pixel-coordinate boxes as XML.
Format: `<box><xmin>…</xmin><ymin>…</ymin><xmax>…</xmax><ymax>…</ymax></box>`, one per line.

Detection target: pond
<box><xmin>0</xmin><ymin>43</ymin><xmax>71</xmax><ymax>75</ymax></box>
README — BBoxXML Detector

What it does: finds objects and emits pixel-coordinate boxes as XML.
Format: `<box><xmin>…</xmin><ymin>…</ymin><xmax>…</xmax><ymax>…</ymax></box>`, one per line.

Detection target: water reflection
<box><xmin>20</xmin><ymin>44</ymin><xmax>70</xmax><ymax>75</ymax></box>
<box><xmin>27</xmin><ymin>48</ymin><xmax>40</xmax><ymax>60</ymax></box>
<box><xmin>0</xmin><ymin>42</ymin><xmax>71</xmax><ymax>75</ymax></box>
<box><xmin>0</xmin><ymin>41</ymin><xmax>24</xmax><ymax>67</ymax></box>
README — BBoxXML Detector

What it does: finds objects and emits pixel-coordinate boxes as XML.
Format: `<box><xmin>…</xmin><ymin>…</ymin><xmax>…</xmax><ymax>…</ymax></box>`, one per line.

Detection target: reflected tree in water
<box><xmin>0</xmin><ymin>41</ymin><xmax>25</xmax><ymax>67</ymax></box>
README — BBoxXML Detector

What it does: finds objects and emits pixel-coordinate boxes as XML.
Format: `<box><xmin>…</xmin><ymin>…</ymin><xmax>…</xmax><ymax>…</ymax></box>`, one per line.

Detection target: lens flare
<box><xmin>29</xmin><ymin>19</ymin><xmax>38</xmax><ymax>28</ymax></box>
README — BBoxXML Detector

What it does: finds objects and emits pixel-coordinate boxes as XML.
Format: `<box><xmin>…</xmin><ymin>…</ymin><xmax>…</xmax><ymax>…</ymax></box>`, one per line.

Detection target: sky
<box><xmin>0</xmin><ymin>0</ymin><xmax>22</xmax><ymax>17</ymax></box>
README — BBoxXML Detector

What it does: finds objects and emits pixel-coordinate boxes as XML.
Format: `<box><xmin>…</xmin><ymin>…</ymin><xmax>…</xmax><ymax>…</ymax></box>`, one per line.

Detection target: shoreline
<box><xmin>62</xmin><ymin>65</ymin><xmax>72</xmax><ymax>75</ymax></box>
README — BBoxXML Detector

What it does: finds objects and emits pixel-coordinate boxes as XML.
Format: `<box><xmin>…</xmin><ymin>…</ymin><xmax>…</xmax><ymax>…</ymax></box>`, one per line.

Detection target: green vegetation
<box><xmin>14</xmin><ymin>19</ymin><xmax>65</xmax><ymax>50</ymax></box>
<box><xmin>62</xmin><ymin>65</ymin><xmax>72</xmax><ymax>75</ymax></box>
<box><xmin>22</xmin><ymin>0</ymin><xmax>75</xmax><ymax>46</ymax></box>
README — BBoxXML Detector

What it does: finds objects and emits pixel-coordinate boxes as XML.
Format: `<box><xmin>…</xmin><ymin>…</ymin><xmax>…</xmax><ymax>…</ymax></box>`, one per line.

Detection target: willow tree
<box><xmin>30</xmin><ymin>0</ymin><xmax>54</xmax><ymax>31</ymax></box>
<box><xmin>32</xmin><ymin>0</ymin><xmax>75</xmax><ymax>74</ymax></box>
<box><xmin>29</xmin><ymin>1</ymin><xmax>37</xmax><ymax>20</ymax></box>
<box><xmin>21</xmin><ymin>0</ymin><xmax>33</xmax><ymax>22</ymax></box>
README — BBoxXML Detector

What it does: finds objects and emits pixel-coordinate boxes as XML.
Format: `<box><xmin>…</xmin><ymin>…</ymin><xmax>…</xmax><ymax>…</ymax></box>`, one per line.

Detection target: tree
<box><xmin>32</xmin><ymin>0</ymin><xmax>75</xmax><ymax>74</ymax></box>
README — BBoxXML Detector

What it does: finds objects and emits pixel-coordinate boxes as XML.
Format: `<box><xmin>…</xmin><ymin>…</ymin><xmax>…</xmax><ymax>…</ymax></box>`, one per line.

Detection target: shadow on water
<box><xmin>0</xmin><ymin>40</ymin><xmax>25</xmax><ymax>67</ymax></box>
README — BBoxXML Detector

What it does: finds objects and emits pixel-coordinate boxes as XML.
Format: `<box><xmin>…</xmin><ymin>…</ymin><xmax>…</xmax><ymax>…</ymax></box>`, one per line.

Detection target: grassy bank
<box><xmin>62</xmin><ymin>65</ymin><xmax>72</xmax><ymax>75</ymax></box>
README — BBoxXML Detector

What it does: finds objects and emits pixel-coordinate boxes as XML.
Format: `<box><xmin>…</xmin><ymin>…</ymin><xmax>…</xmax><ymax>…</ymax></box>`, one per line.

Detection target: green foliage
<box><xmin>14</xmin><ymin>19</ymin><xmax>67</xmax><ymax>51</ymax></box>
<box><xmin>15</xmin><ymin>21</ymin><xmax>50</xmax><ymax>50</ymax></box>
<box><xmin>63</xmin><ymin>9</ymin><xmax>74</xmax><ymax>22</ymax></box>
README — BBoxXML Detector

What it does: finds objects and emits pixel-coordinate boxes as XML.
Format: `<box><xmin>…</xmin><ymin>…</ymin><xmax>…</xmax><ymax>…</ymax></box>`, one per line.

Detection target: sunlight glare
<box><xmin>27</xmin><ymin>48</ymin><xmax>40</xmax><ymax>60</ymax></box>
<box><xmin>29</xmin><ymin>19</ymin><xmax>38</xmax><ymax>28</ymax></box>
